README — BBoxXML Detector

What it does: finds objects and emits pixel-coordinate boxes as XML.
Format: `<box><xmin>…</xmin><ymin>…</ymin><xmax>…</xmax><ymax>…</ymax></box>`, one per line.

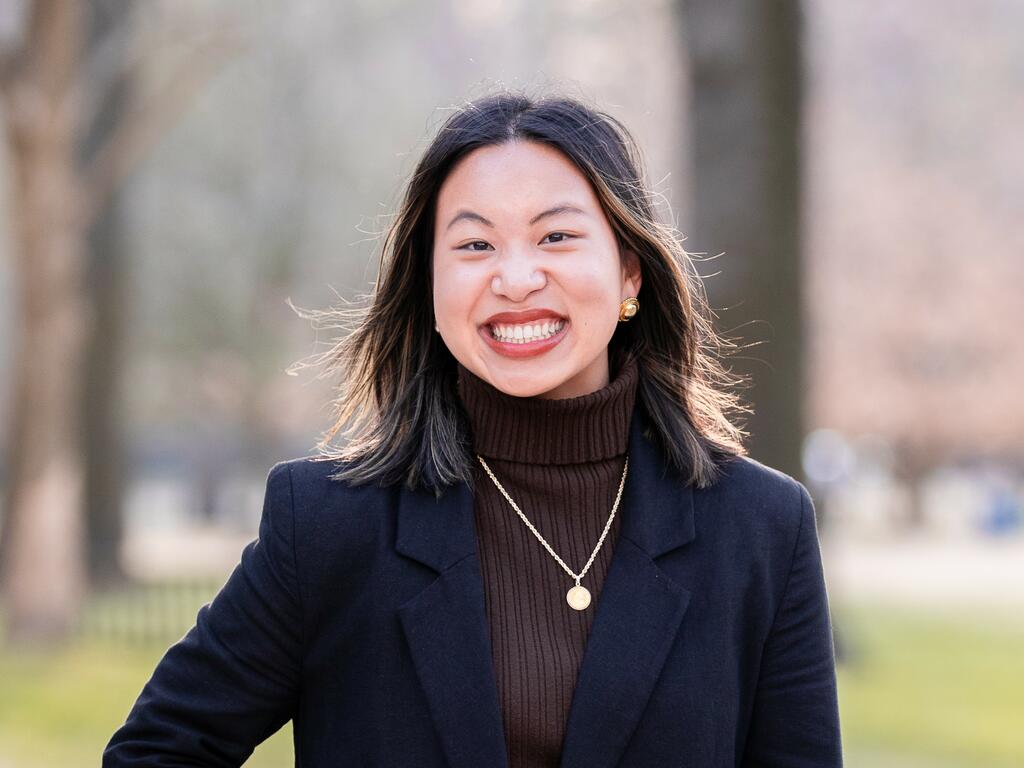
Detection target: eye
<box><xmin>457</xmin><ymin>240</ymin><xmax>493</xmax><ymax>252</ymax></box>
<box><xmin>541</xmin><ymin>232</ymin><xmax>575</xmax><ymax>245</ymax></box>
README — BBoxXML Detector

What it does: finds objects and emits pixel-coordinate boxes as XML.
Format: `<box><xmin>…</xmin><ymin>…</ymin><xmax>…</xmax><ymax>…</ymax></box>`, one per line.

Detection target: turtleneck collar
<box><xmin>455</xmin><ymin>355</ymin><xmax>640</xmax><ymax>465</ymax></box>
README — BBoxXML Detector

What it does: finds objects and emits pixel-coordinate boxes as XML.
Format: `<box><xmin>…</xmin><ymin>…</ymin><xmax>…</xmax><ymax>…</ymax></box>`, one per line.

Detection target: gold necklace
<box><xmin>475</xmin><ymin>453</ymin><xmax>629</xmax><ymax>611</ymax></box>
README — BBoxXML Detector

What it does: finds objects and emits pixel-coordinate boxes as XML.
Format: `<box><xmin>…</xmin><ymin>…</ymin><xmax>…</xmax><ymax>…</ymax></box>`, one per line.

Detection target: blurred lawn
<box><xmin>0</xmin><ymin>637</ymin><xmax>293</xmax><ymax>766</ymax></box>
<box><xmin>1</xmin><ymin>599</ymin><xmax>1022</xmax><ymax>767</ymax></box>
<box><xmin>833</xmin><ymin>600</ymin><xmax>1024</xmax><ymax>768</ymax></box>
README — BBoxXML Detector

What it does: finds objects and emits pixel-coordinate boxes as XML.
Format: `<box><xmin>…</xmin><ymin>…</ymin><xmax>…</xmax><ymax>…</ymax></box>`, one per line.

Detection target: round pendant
<box><xmin>566</xmin><ymin>585</ymin><xmax>591</xmax><ymax>611</ymax></box>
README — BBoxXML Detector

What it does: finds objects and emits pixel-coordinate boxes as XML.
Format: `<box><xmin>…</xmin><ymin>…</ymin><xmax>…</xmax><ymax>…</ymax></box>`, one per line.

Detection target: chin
<box><xmin>490</xmin><ymin>370</ymin><xmax>564</xmax><ymax>399</ymax></box>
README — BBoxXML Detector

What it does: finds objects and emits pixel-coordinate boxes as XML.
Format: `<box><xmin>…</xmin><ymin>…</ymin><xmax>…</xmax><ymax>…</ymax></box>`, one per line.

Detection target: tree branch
<box><xmin>78</xmin><ymin>24</ymin><xmax>248</xmax><ymax>228</ymax></box>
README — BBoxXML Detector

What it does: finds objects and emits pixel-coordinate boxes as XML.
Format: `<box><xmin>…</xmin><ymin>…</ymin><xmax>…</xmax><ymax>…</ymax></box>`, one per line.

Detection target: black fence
<box><xmin>76</xmin><ymin>578</ymin><xmax>227</xmax><ymax>647</ymax></box>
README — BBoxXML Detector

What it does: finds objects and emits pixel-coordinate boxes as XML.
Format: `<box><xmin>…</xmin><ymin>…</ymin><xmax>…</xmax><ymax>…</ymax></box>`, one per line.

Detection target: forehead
<box><xmin>435</xmin><ymin>140</ymin><xmax>597</xmax><ymax>215</ymax></box>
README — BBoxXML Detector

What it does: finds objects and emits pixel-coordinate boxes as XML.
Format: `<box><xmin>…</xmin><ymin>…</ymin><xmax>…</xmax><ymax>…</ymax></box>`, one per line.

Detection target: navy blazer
<box><xmin>104</xmin><ymin>407</ymin><xmax>843</xmax><ymax>767</ymax></box>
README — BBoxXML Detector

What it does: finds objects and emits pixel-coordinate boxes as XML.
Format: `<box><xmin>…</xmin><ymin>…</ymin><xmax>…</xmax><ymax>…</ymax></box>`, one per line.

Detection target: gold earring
<box><xmin>618</xmin><ymin>297</ymin><xmax>639</xmax><ymax>322</ymax></box>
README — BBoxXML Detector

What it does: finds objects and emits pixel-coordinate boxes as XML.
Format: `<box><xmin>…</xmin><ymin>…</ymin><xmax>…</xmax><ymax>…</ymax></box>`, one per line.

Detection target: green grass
<box><xmin>0</xmin><ymin>638</ymin><xmax>293</xmax><ymax>767</ymax></box>
<box><xmin>0</xmin><ymin>583</ymin><xmax>293</xmax><ymax>768</ymax></box>
<box><xmin>835</xmin><ymin>601</ymin><xmax>1024</xmax><ymax>768</ymax></box>
<box><xmin>1</xmin><ymin>598</ymin><xmax>1022</xmax><ymax>766</ymax></box>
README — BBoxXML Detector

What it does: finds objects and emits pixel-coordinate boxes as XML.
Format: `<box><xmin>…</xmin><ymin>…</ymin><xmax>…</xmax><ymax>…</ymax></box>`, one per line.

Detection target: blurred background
<box><xmin>0</xmin><ymin>0</ymin><xmax>1021</xmax><ymax>766</ymax></box>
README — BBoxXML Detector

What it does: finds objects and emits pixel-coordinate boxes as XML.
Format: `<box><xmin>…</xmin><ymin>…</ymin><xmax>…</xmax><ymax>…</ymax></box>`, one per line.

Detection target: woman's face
<box><xmin>431</xmin><ymin>140</ymin><xmax>641</xmax><ymax>400</ymax></box>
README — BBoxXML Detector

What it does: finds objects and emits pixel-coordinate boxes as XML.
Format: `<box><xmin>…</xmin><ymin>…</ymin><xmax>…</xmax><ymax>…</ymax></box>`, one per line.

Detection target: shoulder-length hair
<box><xmin>290</xmin><ymin>89</ymin><xmax>750</xmax><ymax>497</ymax></box>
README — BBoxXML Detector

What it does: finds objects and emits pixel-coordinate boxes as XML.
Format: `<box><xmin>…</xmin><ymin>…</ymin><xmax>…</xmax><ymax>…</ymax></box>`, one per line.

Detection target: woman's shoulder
<box><xmin>263</xmin><ymin>455</ymin><xmax>399</xmax><ymax>560</ymax></box>
<box><xmin>269</xmin><ymin>454</ymin><xmax>395</xmax><ymax>503</ymax></box>
<box><xmin>713</xmin><ymin>453</ymin><xmax>808</xmax><ymax>504</ymax></box>
<box><xmin>698</xmin><ymin>453</ymin><xmax>815</xmax><ymax>548</ymax></box>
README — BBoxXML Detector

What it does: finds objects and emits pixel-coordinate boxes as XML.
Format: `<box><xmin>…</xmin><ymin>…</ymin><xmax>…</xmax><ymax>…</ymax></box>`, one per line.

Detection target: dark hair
<box><xmin>289</xmin><ymin>88</ymin><xmax>750</xmax><ymax>497</ymax></box>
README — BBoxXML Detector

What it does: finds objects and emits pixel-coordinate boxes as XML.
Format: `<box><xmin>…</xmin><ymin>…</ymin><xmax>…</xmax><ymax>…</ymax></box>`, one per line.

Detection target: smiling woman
<box><xmin>104</xmin><ymin>90</ymin><xmax>843</xmax><ymax>768</ymax></box>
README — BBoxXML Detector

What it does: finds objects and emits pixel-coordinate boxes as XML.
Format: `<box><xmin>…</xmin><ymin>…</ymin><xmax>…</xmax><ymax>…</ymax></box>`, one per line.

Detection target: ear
<box><xmin>621</xmin><ymin>247</ymin><xmax>642</xmax><ymax>297</ymax></box>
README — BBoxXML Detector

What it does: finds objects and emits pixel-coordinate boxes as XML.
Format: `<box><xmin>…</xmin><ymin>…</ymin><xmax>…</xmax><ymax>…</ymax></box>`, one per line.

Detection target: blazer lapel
<box><xmin>395</xmin><ymin>405</ymin><xmax>696</xmax><ymax>768</ymax></box>
<box><xmin>558</xmin><ymin>408</ymin><xmax>697</xmax><ymax>768</ymax></box>
<box><xmin>395</xmin><ymin>477</ymin><xmax>510</xmax><ymax>768</ymax></box>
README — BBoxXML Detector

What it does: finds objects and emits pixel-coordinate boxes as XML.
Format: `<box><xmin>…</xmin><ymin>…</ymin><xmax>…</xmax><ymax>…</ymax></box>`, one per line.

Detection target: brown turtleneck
<box><xmin>455</xmin><ymin>355</ymin><xmax>640</xmax><ymax>767</ymax></box>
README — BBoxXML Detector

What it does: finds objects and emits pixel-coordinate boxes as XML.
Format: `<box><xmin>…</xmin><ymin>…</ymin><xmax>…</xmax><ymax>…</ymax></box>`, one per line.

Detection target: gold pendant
<box><xmin>566</xmin><ymin>585</ymin><xmax>591</xmax><ymax>611</ymax></box>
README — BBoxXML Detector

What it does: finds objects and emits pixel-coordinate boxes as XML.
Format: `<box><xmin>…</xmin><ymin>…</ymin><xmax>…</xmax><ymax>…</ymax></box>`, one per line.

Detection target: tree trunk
<box><xmin>81</xmin><ymin>0</ymin><xmax>135</xmax><ymax>588</ymax></box>
<box><xmin>678</xmin><ymin>0</ymin><xmax>806</xmax><ymax>481</ymax></box>
<box><xmin>1</xmin><ymin>0</ymin><xmax>89</xmax><ymax>646</ymax></box>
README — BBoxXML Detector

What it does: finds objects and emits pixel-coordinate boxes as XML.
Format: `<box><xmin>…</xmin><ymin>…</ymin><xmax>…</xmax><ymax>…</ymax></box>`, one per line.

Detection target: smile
<box><xmin>490</xmin><ymin>319</ymin><xmax>565</xmax><ymax>343</ymax></box>
<box><xmin>479</xmin><ymin>318</ymin><xmax>570</xmax><ymax>359</ymax></box>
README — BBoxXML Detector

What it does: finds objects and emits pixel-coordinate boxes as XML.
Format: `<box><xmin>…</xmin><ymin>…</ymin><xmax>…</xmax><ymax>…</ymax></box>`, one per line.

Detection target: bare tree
<box><xmin>80</xmin><ymin>0</ymin><xmax>135</xmax><ymax>588</ymax></box>
<box><xmin>678</xmin><ymin>0</ymin><xmax>806</xmax><ymax>481</ymax></box>
<box><xmin>0</xmin><ymin>0</ymin><xmax>90</xmax><ymax>647</ymax></box>
<box><xmin>0</xmin><ymin>0</ymin><xmax>242</xmax><ymax>645</ymax></box>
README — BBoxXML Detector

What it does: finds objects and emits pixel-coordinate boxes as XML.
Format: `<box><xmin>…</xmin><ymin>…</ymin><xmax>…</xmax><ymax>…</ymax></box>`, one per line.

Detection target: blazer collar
<box><xmin>395</xmin><ymin>404</ymin><xmax>696</xmax><ymax>768</ymax></box>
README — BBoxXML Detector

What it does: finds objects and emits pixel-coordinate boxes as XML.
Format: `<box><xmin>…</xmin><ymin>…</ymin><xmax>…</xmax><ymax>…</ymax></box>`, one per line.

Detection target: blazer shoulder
<box><xmin>706</xmin><ymin>453</ymin><xmax>812</xmax><ymax>547</ymax></box>
<box><xmin>267</xmin><ymin>454</ymin><xmax>397</xmax><ymax>518</ymax></box>
<box><xmin>717</xmin><ymin>453</ymin><xmax>807</xmax><ymax>501</ymax></box>
<box><xmin>269</xmin><ymin>453</ymin><xmax>351</xmax><ymax>491</ymax></box>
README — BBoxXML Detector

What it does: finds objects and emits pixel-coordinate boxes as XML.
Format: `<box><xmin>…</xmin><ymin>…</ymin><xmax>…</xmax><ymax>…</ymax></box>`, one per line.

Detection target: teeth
<box><xmin>490</xmin><ymin>319</ymin><xmax>565</xmax><ymax>343</ymax></box>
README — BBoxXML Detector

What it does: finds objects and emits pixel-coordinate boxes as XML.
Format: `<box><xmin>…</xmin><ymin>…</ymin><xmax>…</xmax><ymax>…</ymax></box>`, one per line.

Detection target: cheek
<box><xmin>557</xmin><ymin>257</ymin><xmax>622</xmax><ymax>314</ymax></box>
<box><xmin>433</xmin><ymin>260</ymin><xmax>483</xmax><ymax>324</ymax></box>
<box><xmin>545</xmin><ymin>267</ymin><xmax>619</xmax><ymax>340</ymax></box>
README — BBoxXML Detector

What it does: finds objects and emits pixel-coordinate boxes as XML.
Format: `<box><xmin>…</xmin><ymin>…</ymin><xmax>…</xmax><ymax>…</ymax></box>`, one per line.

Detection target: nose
<box><xmin>492</xmin><ymin>254</ymin><xmax>547</xmax><ymax>302</ymax></box>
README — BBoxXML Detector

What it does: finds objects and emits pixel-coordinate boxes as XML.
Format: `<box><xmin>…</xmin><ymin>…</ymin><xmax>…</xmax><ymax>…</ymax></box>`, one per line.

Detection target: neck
<box><xmin>455</xmin><ymin>354</ymin><xmax>640</xmax><ymax>465</ymax></box>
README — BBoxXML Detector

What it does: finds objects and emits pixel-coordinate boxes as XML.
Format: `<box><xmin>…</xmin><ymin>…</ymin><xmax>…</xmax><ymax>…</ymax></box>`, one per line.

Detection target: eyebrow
<box><xmin>445</xmin><ymin>203</ymin><xmax>588</xmax><ymax>231</ymax></box>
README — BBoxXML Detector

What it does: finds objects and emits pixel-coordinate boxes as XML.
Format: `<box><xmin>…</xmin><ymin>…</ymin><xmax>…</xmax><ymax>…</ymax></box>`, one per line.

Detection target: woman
<box><xmin>104</xmin><ymin>91</ymin><xmax>843</xmax><ymax>767</ymax></box>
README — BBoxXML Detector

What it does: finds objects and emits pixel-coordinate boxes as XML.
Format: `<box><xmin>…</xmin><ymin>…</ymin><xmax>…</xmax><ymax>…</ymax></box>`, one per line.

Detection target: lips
<box><xmin>479</xmin><ymin>315</ymin><xmax>570</xmax><ymax>359</ymax></box>
<box><xmin>482</xmin><ymin>308</ymin><xmax>568</xmax><ymax>327</ymax></box>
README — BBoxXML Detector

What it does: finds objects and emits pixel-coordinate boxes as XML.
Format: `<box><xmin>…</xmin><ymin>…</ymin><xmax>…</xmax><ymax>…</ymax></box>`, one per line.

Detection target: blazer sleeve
<box><xmin>102</xmin><ymin>461</ymin><xmax>303</xmax><ymax>767</ymax></box>
<box><xmin>742</xmin><ymin>480</ymin><xmax>844</xmax><ymax>767</ymax></box>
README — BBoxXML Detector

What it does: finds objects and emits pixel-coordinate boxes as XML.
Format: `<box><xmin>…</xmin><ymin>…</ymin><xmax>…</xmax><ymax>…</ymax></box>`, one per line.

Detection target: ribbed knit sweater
<box><xmin>455</xmin><ymin>355</ymin><xmax>640</xmax><ymax>767</ymax></box>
